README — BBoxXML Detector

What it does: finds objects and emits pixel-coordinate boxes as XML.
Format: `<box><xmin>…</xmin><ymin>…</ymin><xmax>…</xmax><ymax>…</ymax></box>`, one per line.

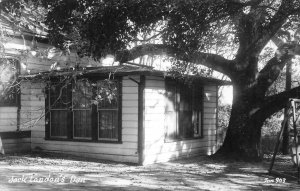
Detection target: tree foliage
<box><xmin>26</xmin><ymin>0</ymin><xmax>241</xmax><ymax>60</ymax></box>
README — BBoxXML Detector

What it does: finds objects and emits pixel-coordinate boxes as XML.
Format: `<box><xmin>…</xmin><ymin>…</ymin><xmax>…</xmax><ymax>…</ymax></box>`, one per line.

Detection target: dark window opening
<box><xmin>165</xmin><ymin>80</ymin><xmax>203</xmax><ymax>141</ymax></box>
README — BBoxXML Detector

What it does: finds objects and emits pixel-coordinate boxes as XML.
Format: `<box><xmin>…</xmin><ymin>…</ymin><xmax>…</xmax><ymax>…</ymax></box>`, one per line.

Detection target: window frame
<box><xmin>164</xmin><ymin>79</ymin><xmax>204</xmax><ymax>142</ymax></box>
<box><xmin>45</xmin><ymin>76</ymin><xmax>122</xmax><ymax>143</ymax></box>
<box><xmin>0</xmin><ymin>59</ymin><xmax>20</xmax><ymax>107</ymax></box>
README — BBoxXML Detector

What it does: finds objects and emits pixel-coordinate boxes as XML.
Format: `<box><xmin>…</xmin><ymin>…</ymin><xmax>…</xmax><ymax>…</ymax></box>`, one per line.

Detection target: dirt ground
<box><xmin>0</xmin><ymin>153</ymin><xmax>300</xmax><ymax>191</ymax></box>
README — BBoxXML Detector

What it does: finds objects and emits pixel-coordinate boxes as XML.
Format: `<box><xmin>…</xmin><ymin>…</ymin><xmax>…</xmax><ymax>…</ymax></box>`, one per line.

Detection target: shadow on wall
<box><xmin>143</xmin><ymin>83</ymin><xmax>220</xmax><ymax>164</ymax></box>
<box><xmin>145</xmin><ymin>133</ymin><xmax>220</xmax><ymax>164</ymax></box>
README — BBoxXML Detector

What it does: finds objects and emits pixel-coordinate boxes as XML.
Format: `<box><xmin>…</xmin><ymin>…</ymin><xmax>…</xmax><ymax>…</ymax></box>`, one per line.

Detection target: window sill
<box><xmin>44</xmin><ymin>137</ymin><xmax>122</xmax><ymax>144</ymax></box>
<box><xmin>164</xmin><ymin>136</ymin><xmax>204</xmax><ymax>143</ymax></box>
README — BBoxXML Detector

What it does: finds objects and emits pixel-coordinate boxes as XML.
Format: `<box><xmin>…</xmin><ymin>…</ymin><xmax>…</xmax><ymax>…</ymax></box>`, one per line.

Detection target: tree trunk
<box><xmin>217</xmin><ymin>86</ymin><xmax>265</xmax><ymax>161</ymax></box>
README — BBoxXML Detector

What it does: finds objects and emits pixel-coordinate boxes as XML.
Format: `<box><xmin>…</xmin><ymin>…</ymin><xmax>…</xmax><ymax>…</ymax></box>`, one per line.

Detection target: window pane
<box><xmin>193</xmin><ymin>110</ymin><xmax>201</xmax><ymax>136</ymax></box>
<box><xmin>51</xmin><ymin>110</ymin><xmax>68</xmax><ymax>137</ymax></box>
<box><xmin>50</xmin><ymin>82</ymin><xmax>72</xmax><ymax>109</ymax></box>
<box><xmin>73</xmin><ymin>80</ymin><xmax>93</xmax><ymax>139</ymax></box>
<box><xmin>165</xmin><ymin>81</ymin><xmax>177</xmax><ymax>140</ymax></box>
<box><xmin>97</xmin><ymin>80</ymin><xmax>118</xmax><ymax>109</ymax></box>
<box><xmin>179</xmin><ymin>84</ymin><xmax>193</xmax><ymax>138</ymax></box>
<box><xmin>74</xmin><ymin>110</ymin><xmax>92</xmax><ymax>138</ymax></box>
<box><xmin>73</xmin><ymin>80</ymin><xmax>92</xmax><ymax>109</ymax></box>
<box><xmin>192</xmin><ymin>86</ymin><xmax>202</xmax><ymax>137</ymax></box>
<box><xmin>165</xmin><ymin>111</ymin><xmax>177</xmax><ymax>140</ymax></box>
<box><xmin>98</xmin><ymin>110</ymin><xmax>118</xmax><ymax>140</ymax></box>
<box><xmin>97</xmin><ymin>79</ymin><xmax>119</xmax><ymax>141</ymax></box>
<box><xmin>179</xmin><ymin>110</ymin><xmax>193</xmax><ymax>138</ymax></box>
<box><xmin>49</xmin><ymin>80</ymin><xmax>71</xmax><ymax>138</ymax></box>
<box><xmin>0</xmin><ymin>59</ymin><xmax>19</xmax><ymax>106</ymax></box>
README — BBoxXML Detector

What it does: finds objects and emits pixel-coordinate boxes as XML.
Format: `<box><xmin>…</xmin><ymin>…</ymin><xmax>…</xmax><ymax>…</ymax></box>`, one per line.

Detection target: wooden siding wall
<box><xmin>4</xmin><ymin>38</ymin><xmax>103</xmax><ymax>74</ymax></box>
<box><xmin>143</xmin><ymin>76</ymin><xmax>218</xmax><ymax>164</ymax></box>
<box><xmin>0</xmin><ymin>107</ymin><xmax>18</xmax><ymax>132</ymax></box>
<box><xmin>23</xmin><ymin>77</ymin><xmax>139</xmax><ymax>163</ymax></box>
<box><xmin>0</xmin><ymin>106</ymin><xmax>27</xmax><ymax>155</ymax></box>
<box><xmin>4</xmin><ymin>38</ymin><xmax>103</xmax><ymax>75</ymax></box>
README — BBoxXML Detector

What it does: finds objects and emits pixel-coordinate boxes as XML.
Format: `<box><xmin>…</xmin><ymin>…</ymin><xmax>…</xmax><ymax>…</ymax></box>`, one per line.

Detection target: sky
<box><xmin>220</xmin><ymin>86</ymin><xmax>233</xmax><ymax>105</ymax></box>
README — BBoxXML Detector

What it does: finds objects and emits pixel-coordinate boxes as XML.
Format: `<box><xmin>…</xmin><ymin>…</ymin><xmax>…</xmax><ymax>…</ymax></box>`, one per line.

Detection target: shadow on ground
<box><xmin>0</xmin><ymin>152</ymin><xmax>299</xmax><ymax>191</ymax></box>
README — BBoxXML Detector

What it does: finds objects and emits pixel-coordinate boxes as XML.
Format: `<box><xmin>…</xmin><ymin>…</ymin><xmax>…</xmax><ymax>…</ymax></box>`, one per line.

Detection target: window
<box><xmin>73</xmin><ymin>80</ymin><xmax>93</xmax><ymax>139</ymax></box>
<box><xmin>48</xmin><ymin>81</ymin><xmax>71</xmax><ymax>138</ymax></box>
<box><xmin>0</xmin><ymin>59</ymin><xmax>20</xmax><ymax>106</ymax></box>
<box><xmin>46</xmin><ymin>77</ymin><xmax>121</xmax><ymax>142</ymax></box>
<box><xmin>164</xmin><ymin>79</ymin><xmax>203</xmax><ymax>141</ymax></box>
<box><xmin>97</xmin><ymin>80</ymin><xmax>119</xmax><ymax>140</ymax></box>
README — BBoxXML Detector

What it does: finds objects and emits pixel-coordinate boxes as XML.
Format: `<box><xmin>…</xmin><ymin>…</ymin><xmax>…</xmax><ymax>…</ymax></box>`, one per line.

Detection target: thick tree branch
<box><xmin>257</xmin><ymin>86</ymin><xmax>300</xmax><ymax>120</ymax></box>
<box><xmin>115</xmin><ymin>44</ymin><xmax>235</xmax><ymax>77</ymax></box>
<box><xmin>133</xmin><ymin>29</ymin><xmax>166</xmax><ymax>42</ymax></box>
<box><xmin>255</xmin><ymin>55</ymin><xmax>290</xmax><ymax>96</ymax></box>
<box><xmin>256</xmin><ymin>0</ymin><xmax>294</xmax><ymax>50</ymax></box>
<box><xmin>255</xmin><ymin>42</ymin><xmax>300</xmax><ymax>96</ymax></box>
<box><xmin>271</xmin><ymin>33</ymin><xmax>285</xmax><ymax>47</ymax></box>
<box><xmin>235</xmin><ymin>1</ymin><xmax>294</xmax><ymax>62</ymax></box>
<box><xmin>227</xmin><ymin>0</ymin><xmax>264</xmax><ymax>7</ymax></box>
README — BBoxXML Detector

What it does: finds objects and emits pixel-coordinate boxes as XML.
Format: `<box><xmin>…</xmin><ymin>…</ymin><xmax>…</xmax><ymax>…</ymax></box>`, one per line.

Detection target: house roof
<box><xmin>20</xmin><ymin>65</ymin><xmax>232</xmax><ymax>85</ymax></box>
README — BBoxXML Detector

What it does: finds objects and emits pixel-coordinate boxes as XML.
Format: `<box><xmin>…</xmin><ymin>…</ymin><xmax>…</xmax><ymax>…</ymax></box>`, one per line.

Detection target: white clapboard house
<box><xmin>0</xmin><ymin>14</ymin><xmax>229</xmax><ymax>165</ymax></box>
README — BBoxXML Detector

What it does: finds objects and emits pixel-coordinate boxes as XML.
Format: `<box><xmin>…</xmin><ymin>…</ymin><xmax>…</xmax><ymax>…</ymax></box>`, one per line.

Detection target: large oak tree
<box><xmin>2</xmin><ymin>0</ymin><xmax>300</xmax><ymax>160</ymax></box>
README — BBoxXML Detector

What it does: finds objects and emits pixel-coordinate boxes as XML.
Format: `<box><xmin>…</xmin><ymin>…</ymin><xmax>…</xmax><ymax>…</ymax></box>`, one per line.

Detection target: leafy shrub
<box><xmin>261</xmin><ymin>110</ymin><xmax>283</xmax><ymax>153</ymax></box>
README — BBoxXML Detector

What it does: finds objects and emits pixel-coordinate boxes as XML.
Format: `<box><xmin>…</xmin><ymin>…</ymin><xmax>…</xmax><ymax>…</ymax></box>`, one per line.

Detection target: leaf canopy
<box><xmin>32</xmin><ymin>0</ymin><xmax>244</xmax><ymax>59</ymax></box>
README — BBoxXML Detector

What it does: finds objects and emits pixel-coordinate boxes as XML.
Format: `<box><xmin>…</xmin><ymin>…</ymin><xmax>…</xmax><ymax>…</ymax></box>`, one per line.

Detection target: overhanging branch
<box><xmin>258</xmin><ymin>86</ymin><xmax>300</xmax><ymax>119</ymax></box>
<box><xmin>115</xmin><ymin>44</ymin><xmax>235</xmax><ymax>77</ymax></box>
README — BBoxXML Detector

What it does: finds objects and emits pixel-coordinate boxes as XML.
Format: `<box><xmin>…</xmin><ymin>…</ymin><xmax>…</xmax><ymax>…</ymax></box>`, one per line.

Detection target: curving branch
<box><xmin>115</xmin><ymin>43</ymin><xmax>235</xmax><ymax>77</ymax></box>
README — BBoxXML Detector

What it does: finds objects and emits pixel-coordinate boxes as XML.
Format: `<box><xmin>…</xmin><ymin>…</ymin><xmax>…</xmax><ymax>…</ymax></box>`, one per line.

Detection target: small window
<box><xmin>46</xmin><ymin>77</ymin><xmax>121</xmax><ymax>142</ymax></box>
<box><xmin>165</xmin><ymin>79</ymin><xmax>203</xmax><ymax>141</ymax></box>
<box><xmin>0</xmin><ymin>59</ymin><xmax>20</xmax><ymax>106</ymax></box>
